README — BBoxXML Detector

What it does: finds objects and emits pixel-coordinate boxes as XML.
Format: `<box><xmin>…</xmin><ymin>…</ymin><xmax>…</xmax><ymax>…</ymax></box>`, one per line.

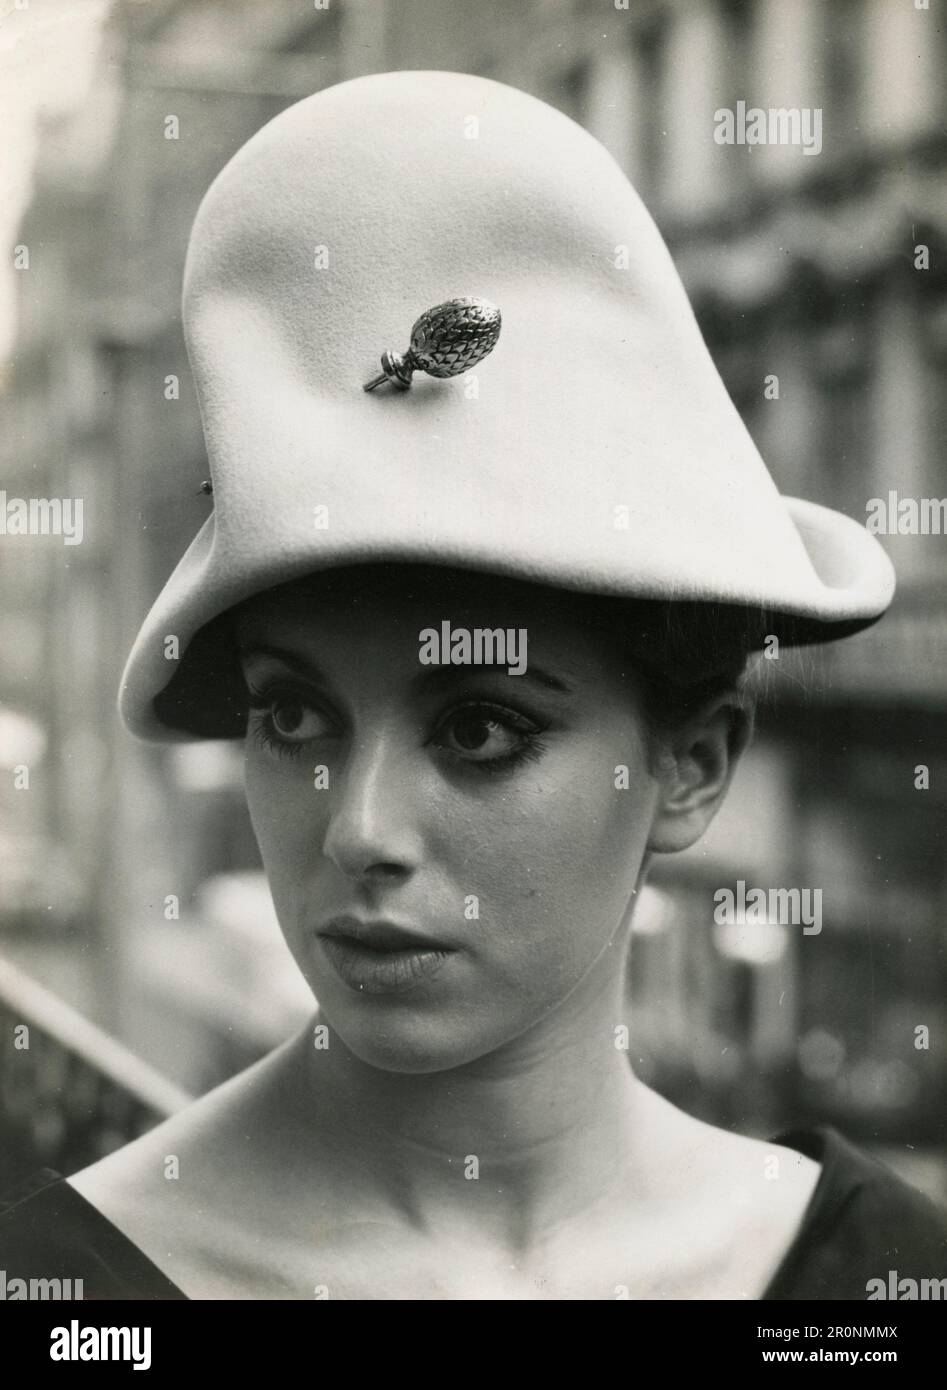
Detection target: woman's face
<box><xmin>235</xmin><ymin>565</ymin><xmax>665</xmax><ymax>1073</ymax></box>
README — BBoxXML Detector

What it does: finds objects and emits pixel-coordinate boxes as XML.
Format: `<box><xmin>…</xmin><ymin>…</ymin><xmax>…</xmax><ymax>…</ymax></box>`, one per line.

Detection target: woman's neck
<box><xmin>289</xmin><ymin>958</ymin><xmax>677</xmax><ymax>1248</ymax></box>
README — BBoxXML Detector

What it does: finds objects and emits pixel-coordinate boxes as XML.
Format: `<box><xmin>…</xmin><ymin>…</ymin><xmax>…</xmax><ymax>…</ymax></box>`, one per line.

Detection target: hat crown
<box><xmin>181</xmin><ymin>70</ymin><xmax>683</xmax><ymax>412</ymax></box>
<box><xmin>118</xmin><ymin>71</ymin><xmax>894</xmax><ymax>739</ymax></box>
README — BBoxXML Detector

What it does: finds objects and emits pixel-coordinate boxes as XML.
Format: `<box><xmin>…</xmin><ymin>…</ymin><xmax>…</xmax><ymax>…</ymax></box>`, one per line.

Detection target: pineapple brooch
<box><xmin>363</xmin><ymin>296</ymin><xmax>501</xmax><ymax>392</ymax></box>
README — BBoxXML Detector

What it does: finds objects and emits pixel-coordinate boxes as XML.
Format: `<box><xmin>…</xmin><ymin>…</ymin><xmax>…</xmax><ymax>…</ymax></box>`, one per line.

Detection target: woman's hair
<box><xmin>531</xmin><ymin>586</ymin><xmax>758</xmax><ymax>772</ymax></box>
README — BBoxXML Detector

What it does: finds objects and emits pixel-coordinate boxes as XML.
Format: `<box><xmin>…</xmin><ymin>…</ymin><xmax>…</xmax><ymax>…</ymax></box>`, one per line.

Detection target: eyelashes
<box><xmin>243</xmin><ymin>679</ymin><xmax>550</xmax><ymax>775</ymax></box>
<box><xmin>430</xmin><ymin>701</ymin><xmax>549</xmax><ymax>775</ymax></box>
<box><xmin>247</xmin><ymin>717</ymin><xmax>312</xmax><ymax>762</ymax></box>
<box><xmin>245</xmin><ymin>680</ymin><xmax>336</xmax><ymax>760</ymax></box>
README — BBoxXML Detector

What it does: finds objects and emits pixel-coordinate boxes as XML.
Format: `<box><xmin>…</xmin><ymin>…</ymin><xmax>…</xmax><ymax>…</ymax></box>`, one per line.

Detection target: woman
<box><xmin>2</xmin><ymin>71</ymin><xmax>944</xmax><ymax>1300</ymax></box>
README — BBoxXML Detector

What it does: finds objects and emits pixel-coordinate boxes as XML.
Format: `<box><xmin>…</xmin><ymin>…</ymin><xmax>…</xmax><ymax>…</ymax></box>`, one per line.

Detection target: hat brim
<box><xmin>119</xmin><ymin>492</ymin><xmax>894</xmax><ymax>741</ymax></box>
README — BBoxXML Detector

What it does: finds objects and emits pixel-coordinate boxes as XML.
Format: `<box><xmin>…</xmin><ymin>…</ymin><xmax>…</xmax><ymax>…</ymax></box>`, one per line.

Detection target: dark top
<box><xmin>0</xmin><ymin>1125</ymin><xmax>945</xmax><ymax>1300</ymax></box>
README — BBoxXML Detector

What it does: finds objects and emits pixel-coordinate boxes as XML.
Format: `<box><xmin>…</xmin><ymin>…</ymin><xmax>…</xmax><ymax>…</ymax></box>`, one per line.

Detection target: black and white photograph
<box><xmin>0</xmin><ymin>0</ymin><xmax>945</xmax><ymax>1343</ymax></box>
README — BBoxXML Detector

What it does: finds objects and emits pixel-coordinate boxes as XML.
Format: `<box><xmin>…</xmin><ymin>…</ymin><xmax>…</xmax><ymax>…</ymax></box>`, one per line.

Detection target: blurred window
<box><xmin>822</xmin><ymin>0</ymin><xmax>864</xmax><ymax>157</ymax></box>
<box><xmin>633</xmin><ymin>12</ymin><xmax>668</xmax><ymax>200</ymax></box>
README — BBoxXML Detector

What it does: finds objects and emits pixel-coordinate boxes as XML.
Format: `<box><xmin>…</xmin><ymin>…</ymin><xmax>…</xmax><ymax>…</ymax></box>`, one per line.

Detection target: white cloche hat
<box><xmin>118</xmin><ymin>70</ymin><xmax>895</xmax><ymax>741</ymax></box>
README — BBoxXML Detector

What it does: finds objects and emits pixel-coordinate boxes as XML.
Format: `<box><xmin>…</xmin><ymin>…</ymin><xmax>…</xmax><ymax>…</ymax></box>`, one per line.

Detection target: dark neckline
<box><xmin>760</xmin><ymin>1124</ymin><xmax>856</xmax><ymax>1300</ymax></box>
<box><xmin>14</xmin><ymin>1125</ymin><xmax>850</xmax><ymax>1301</ymax></box>
<box><xmin>3</xmin><ymin>1165</ymin><xmax>187</xmax><ymax>1300</ymax></box>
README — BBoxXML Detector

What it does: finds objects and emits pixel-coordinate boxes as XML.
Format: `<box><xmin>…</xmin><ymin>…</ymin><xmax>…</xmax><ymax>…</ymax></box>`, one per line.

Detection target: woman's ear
<box><xmin>646</xmin><ymin>696</ymin><xmax>754</xmax><ymax>854</ymax></box>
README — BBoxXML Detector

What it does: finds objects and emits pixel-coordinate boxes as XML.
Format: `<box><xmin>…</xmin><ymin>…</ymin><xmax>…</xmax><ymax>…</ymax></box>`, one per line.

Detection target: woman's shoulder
<box><xmin>765</xmin><ymin>1125</ymin><xmax>947</xmax><ymax>1300</ymax></box>
<box><xmin>58</xmin><ymin>1033</ymin><xmax>318</xmax><ymax>1297</ymax></box>
<box><xmin>0</xmin><ymin>1038</ymin><xmax>302</xmax><ymax>1302</ymax></box>
<box><xmin>63</xmin><ymin>1064</ymin><xmax>268</xmax><ymax>1236</ymax></box>
<box><xmin>70</xmin><ymin>1027</ymin><xmax>306</xmax><ymax>1200</ymax></box>
<box><xmin>0</xmin><ymin>1165</ymin><xmax>187</xmax><ymax>1300</ymax></box>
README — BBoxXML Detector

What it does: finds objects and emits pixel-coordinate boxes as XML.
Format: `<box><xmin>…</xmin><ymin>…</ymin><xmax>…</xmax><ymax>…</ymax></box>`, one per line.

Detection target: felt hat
<box><xmin>118</xmin><ymin>70</ymin><xmax>895</xmax><ymax>741</ymax></box>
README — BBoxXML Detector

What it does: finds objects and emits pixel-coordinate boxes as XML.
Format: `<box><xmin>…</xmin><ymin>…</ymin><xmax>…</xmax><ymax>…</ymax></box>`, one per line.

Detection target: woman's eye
<box><xmin>246</xmin><ymin>684</ymin><xmax>331</xmax><ymax>750</ymax></box>
<box><xmin>433</xmin><ymin>704</ymin><xmax>545</xmax><ymax>766</ymax></box>
<box><xmin>268</xmin><ymin>697</ymin><xmax>327</xmax><ymax>742</ymax></box>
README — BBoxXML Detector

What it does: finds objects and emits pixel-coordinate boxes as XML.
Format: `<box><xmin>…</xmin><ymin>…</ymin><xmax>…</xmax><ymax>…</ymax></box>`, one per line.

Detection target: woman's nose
<box><xmin>321</xmin><ymin>731</ymin><xmax>424</xmax><ymax>882</ymax></box>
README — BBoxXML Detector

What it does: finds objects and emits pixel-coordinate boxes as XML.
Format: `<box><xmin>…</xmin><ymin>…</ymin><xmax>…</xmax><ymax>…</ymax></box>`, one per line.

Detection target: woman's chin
<box><xmin>313</xmin><ymin>1000</ymin><xmax>513</xmax><ymax>1076</ymax></box>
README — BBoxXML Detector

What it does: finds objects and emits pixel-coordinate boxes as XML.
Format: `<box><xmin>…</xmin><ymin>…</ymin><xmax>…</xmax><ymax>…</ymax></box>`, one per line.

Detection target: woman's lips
<box><xmin>318</xmin><ymin>935</ymin><xmax>452</xmax><ymax>993</ymax></box>
<box><xmin>315</xmin><ymin>917</ymin><xmax>455</xmax><ymax>994</ymax></box>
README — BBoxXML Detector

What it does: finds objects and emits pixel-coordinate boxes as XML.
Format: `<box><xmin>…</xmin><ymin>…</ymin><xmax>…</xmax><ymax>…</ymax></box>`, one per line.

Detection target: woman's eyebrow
<box><xmin>238</xmin><ymin>641</ymin><xmax>575</xmax><ymax>695</ymax></box>
<box><xmin>237</xmin><ymin>642</ymin><xmax>328</xmax><ymax>682</ymax></box>
<box><xmin>411</xmin><ymin>663</ymin><xmax>573</xmax><ymax>695</ymax></box>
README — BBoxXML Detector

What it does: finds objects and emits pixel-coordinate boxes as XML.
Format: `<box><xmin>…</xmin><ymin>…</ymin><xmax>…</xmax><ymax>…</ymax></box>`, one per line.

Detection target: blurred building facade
<box><xmin>1</xmin><ymin>0</ymin><xmax>945</xmax><ymax>1191</ymax></box>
